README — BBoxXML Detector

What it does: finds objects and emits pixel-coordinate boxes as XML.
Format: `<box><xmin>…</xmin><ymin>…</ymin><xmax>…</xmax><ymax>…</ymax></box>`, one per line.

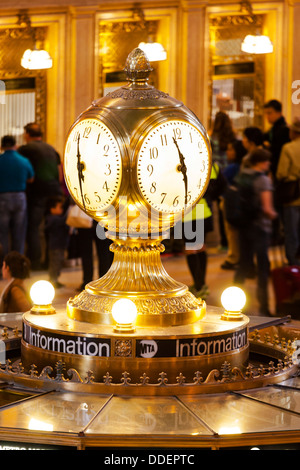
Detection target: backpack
<box><xmin>204</xmin><ymin>162</ymin><xmax>227</xmax><ymax>202</ymax></box>
<box><xmin>224</xmin><ymin>171</ymin><xmax>261</xmax><ymax>228</ymax></box>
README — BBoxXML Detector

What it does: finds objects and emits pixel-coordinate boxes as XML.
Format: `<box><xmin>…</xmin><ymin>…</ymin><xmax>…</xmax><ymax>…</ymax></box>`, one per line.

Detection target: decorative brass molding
<box><xmin>99</xmin><ymin>20</ymin><xmax>157</xmax><ymax>35</ymax></box>
<box><xmin>114</xmin><ymin>339</ymin><xmax>133</xmax><ymax>357</ymax></box>
<box><xmin>106</xmin><ymin>87</ymin><xmax>169</xmax><ymax>101</ymax></box>
<box><xmin>67</xmin><ymin>289</ymin><xmax>204</xmax><ymax>326</ymax></box>
<box><xmin>210</xmin><ymin>15</ymin><xmax>263</xmax><ymax>28</ymax></box>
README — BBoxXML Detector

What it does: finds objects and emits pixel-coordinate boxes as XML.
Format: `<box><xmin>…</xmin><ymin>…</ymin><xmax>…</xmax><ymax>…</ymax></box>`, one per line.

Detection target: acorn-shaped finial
<box><xmin>124</xmin><ymin>48</ymin><xmax>153</xmax><ymax>82</ymax></box>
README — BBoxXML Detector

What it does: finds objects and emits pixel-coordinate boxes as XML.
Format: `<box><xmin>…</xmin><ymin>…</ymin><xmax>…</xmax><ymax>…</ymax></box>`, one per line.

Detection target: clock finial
<box><xmin>124</xmin><ymin>47</ymin><xmax>153</xmax><ymax>82</ymax></box>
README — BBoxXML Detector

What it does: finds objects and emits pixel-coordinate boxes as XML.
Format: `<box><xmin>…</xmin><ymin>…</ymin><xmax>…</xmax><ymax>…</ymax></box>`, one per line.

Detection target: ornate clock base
<box><xmin>67</xmin><ymin>239</ymin><xmax>206</xmax><ymax>327</ymax></box>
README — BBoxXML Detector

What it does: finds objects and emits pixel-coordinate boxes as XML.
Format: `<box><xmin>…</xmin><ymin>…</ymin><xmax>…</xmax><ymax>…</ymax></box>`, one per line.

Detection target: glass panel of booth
<box><xmin>85</xmin><ymin>396</ymin><xmax>213</xmax><ymax>436</ymax></box>
<box><xmin>0</xmin><ymin>392</ymin><xmax>110</xmax><ymax>433</ymax></box>
<box><xmin>180</xmin><ymin>393</ymin><xmax>300</xmax><ymax>435</ymax></box>
<box><xmin>237</xmin><ymin>386</ymin><xmax>300</xmax><ymax>414</ymax></box>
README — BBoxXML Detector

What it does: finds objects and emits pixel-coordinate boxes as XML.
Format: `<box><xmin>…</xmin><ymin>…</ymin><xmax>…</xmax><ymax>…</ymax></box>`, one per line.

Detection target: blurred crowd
<box><xmin>181</xmin><ymin>99</ymin><xmax>300</xmax><ymax>316</ymax></box>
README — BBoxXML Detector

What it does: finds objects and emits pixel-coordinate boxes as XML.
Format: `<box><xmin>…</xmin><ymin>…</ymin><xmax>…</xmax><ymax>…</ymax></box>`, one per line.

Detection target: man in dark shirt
<box><xmin>263</xmin><ymin>99</ymin><xmax>290</xmax><ymax>179</ymax></box>
<box><xmin>18</xmin><ymin>123</ymin><xmax>62</xmax><ymax>270</ymax></box>
<box><xmin>263</xmin><ymin>100</ymin><xmax>291</xmax><ymax>246</ymax></box>
<box><xmin>0</xmin><ymin>135</ymin><xmax>34</xmax><ymax>256</ymax></box>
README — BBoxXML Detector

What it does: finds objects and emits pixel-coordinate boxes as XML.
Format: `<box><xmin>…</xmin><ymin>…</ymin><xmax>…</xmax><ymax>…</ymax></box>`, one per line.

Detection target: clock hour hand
<box><xmin>173</xmin><ymin>137</ymin><xmax>188</xmax><ymax>206</ymax></box>
<box><xmin>76</xmin><ymin>133</ymin><xmax>86</xmax><ymax>210</ymax></box>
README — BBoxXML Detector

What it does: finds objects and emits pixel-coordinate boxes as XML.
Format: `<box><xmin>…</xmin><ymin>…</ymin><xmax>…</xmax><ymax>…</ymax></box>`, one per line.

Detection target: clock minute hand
<box><xmin>76</xmin><ymin>133</ymin><xmax>86</xmax><ymax>210</ymax></box>
<box><xmin>173</xmin><ymin>137</ymin><xmax>188</xmax><ymax>206</ymax></box>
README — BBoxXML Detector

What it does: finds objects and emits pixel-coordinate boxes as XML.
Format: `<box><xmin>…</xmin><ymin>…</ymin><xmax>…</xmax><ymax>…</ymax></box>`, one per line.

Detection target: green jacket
<box><xmin>184</xmin><ymin>163</ymin><xmax>218</xmax><ymax>222</ymax></box>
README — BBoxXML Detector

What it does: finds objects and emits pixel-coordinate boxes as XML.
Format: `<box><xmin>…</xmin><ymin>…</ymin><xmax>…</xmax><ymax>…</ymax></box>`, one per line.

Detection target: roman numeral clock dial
<box><xmin>136</xmin><ymin>120</ymin><xmax>210</xmax><ymax>213</ymax></box>
<box><xmin>64</xmin><ymin>118</ymin><xmax>122</xmax><ymax>213</ymax></box>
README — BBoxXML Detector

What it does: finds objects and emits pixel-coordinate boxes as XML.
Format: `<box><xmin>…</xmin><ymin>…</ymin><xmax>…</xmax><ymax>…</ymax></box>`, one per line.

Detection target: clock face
<box><xmin>136</xmin><ymin>119</ymin><xmax>211</xmax><ymax>213</ymax></box>
<box><xmin>64</xmin><ymin>118</ymin><xmax>122</xmax><ymax>212</ymax></box>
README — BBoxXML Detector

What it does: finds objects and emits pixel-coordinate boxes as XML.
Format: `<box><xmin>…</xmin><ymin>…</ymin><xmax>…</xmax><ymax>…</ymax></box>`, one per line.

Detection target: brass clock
<box><xmin>64</xmin><ymin>48</ymin><xmax>212</xmax><ymax>327</ymax></box>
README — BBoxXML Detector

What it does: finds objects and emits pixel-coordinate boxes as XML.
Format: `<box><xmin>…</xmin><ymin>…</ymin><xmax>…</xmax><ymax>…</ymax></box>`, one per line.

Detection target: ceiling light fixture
<box><xmin>21</xmin><ymin>48</ymin><xmax>53</xmax><ymax>70</ymax></box>
<box><xmin>133</xmin><ymin>6</ymin><xmax>167</xmax><ymax>62</ymax></box>
<box><xmin>240</xmin><ymin>1</ymin><xmax>273</xmax><ymax>54</ymax></box>
<box><xmin>18</xmin><ymin>11</ymin><xmax>53</xmax><ymax>70</ymax></box>
<box><xmin>241</xmin><ymin>34</ymin><xmax>273</xmax><ymax>54</ymax></box>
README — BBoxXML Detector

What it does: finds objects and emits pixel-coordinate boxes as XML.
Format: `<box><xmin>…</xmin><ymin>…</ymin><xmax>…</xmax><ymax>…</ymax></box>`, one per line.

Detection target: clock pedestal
<box><xmin>67</xmin><ymin>238</ymin><xmax>206</xmax><ymax>327</ymax></box>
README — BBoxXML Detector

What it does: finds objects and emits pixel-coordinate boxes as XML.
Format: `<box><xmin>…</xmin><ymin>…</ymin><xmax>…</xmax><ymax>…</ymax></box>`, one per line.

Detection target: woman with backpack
<box><xmin>221</xmin><ymin>139</ymin><xmax>247</xmax><ymax>271</ymax></box>
<box><xmin>233</xmin><ymin>149</ymin><xmax>277</xmax><ymax>316</ymax></box>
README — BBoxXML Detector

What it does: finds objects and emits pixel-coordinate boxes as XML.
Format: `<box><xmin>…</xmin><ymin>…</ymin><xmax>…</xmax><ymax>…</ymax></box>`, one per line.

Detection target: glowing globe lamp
<box><xmin>112</xmin><ymin>298</ymin><xmax>138</xmax><ymax>333</ymax></box>
<box><xmin>220</xmin><ymin>286</ymin><xmax>246</xmax><ymax>321</ymax></box>
<box><xmin>30</xmin><ymin>280</ymin><xmax>56</xmax><ymax>314</ymax></box>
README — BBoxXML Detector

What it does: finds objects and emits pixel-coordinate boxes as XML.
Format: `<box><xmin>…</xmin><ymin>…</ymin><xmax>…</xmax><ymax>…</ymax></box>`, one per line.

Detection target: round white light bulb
<box><xmin>30</xmin><ymin>280</ymin><xmax>55</xmax><ymax>306</ymax></box>
<box><xmin>221</xmin><ymin>287</ymin><xmax>246</xmax><ymax>312</ymax></box>
<box><xmin>111</xmin><ymin>298</ymin><xmax>138</xmax><ymax>325</ymax></box>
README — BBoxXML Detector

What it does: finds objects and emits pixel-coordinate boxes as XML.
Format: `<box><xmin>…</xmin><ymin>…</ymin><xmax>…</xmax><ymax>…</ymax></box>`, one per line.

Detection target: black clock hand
<box><xmin>173</xmin><ymin>137</ymin><xmax>188</xmax><ymax>206</ymax></box>
<box><xmin>76</xmin><ymin>133</ymin><xmax>86</xmax><ymax>210</ymax></box>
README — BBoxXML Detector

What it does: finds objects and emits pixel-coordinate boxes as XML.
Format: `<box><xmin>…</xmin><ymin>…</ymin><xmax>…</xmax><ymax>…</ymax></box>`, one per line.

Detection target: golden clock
<box><xmin>64</xmin><ymin>48</ymin><xmax>212</xmax><ymax>328</ymax></box>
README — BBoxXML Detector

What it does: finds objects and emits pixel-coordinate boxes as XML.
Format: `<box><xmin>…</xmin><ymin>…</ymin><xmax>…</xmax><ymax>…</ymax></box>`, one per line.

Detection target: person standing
<box><xmin>0</xmin><ymin>135</ymin><xmax>34</xmax><ymax>256</ymax></box>
<box><xmin>45</xmin><ymin>196</ymin><xmax>69</xmax><ymax>288</ymax></box>
<box><xmin>0</xmin><ymin>251</ymin><xmax>32</xmax><ymax>313</ymax></box>
<box><xmin>241</xmin><ymin>126</ymin><xmax>264</xmax><ymax>169</ymax></box>
<box><xmin>18</xmin><ymin>123</ymin><xmax>63</xmax><ymax>270</ymax></box>
<box><xmin>263</xmin><ymin>100</ymin><xmax>290</xmax><ymax>179</ymax></box>
<box><xmin>221</xmin><ymin>139</ymin><xmax>247</xmax><ymax>271</ymax></box>
<box><xmin>263</xmin><ymin>100</ymin><xmax>290</xmax><ymax>246</ymax></box>
<box><xmin>209</xmin><ymin>111</ymin><xmax>236</xmax><ymax>251</ymax></box>
<box><xmin>76</xmin><ymin>221</ymin><xmax>114</xmax><ymax>291</ymax></box>
<box><xmin>234</xmin><ymin>149</ymin><xmax>277</xmax><ymax>315</ymax></box>
<box><xmin>210</xmin><ymin>111</ymin><xmax>236</xmax><ymax>171</ymax></box>
<box><xmin>276</xmin><ymin>118</ymin><xmax>300</xmax><ymax>266</ymax></box>
<box><xmin>183</xmin><ymin>163</ymin><xmax>220</xmax><ymax>300</ymax></box>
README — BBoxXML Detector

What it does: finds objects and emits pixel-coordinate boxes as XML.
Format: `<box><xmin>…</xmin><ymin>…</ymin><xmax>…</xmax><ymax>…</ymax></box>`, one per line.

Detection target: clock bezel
<box><xmin>131</xmin><ymin>110</ymin><xmax>212</xmax><ymax>217</ymax></box>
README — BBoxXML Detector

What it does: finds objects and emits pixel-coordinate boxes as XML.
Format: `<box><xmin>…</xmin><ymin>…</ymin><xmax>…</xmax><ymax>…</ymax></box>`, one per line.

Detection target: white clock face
<box><xmin>137</xmin><ymin>120</ymin><xmax>210</xmax><ymax>213</ymax></box>
<box><xmin>64</xmin><ymin>118</ymin><xmax>122</xmax><ymax>212</ymax></box>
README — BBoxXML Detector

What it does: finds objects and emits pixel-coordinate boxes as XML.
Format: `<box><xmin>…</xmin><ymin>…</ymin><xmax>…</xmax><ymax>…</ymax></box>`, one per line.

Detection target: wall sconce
<box><xmin>18</xmin><ymin>11</ymin><xmax>53</xmax><ymax>70</ymax></box>
<box><xmin>30</xmin><ymin>280</ymin><xmax>56</xmax><ymax>314</ymax></box>
<box><xmin>112</xmin><ymin>298</ymin><xmax>138</xmax><ymax>333</ymax></box>
<box><xmin>220</xmin><ymin>286</ymin><xmax>246</xmax><ymax>321</ymax></box>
